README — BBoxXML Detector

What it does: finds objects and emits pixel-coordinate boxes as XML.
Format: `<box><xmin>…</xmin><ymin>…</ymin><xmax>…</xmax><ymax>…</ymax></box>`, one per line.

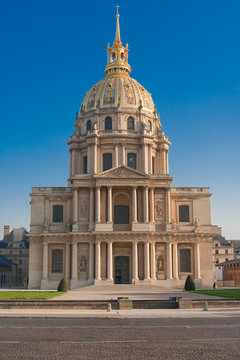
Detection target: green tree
<box><xmin>57</xmin><ymin>278</ymin><xmax>68</xmax><ymax>292</ymax></box>
<box><xmin>184</xmin><ymin>275</ymin><xmax>195</xmax><ymax>291</ymax></box>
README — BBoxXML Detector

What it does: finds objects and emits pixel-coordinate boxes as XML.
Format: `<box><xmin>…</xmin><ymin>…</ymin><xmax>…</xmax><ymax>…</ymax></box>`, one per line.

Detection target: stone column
<box><xmin>95</xmin><ymin>186</ymin><xmax>101</xmax><ymax>223</ymax></box>
<box><xmin>87</xmin><ymin>144</ymin><xmax>91</xmax><ymax>174</ymax></box>
<box><xmin>107</xmin><ymin>186</ymin><xmax>113</xmax><ymax>223</ymax></box>
<box><xmin>150</xmin><ymin>242</ymin><xmax>156</xmax><ymax>280</ymax></box>
<box><xmin>42</xmin><ymin>242</ymin><xmax>48</xmax><ymax>279</ymax></box>
<box><xmin>148</xmin><ymin>144</ymin><xmax>152</xmax><ymax>174</ymax></box>
<box><xmin>73</xmin><ymin>188</ymin><xmax>78</xmax><ymax>225</ymax></box>
<box><xmin>44</xmin><ymin>197</ymin><xmax>50</xmax><ymax>223</ymax></box>
<box><xmin>72</xmin><ymin>149</ymin><xmax>76</xmax><ymax>176</ymax></box>
<box><xmin>88</xmin><ymin>242</ymin><xmax>94</xmax><ymax>281</ymax></box>
<box><xmin>166</xmin><ymin>242</ymin><xmax>173</xmax><ymax>279</ymax></box>
<box><xmin>132</xmin><ymin>186</ymin><xmax>137</xmax><ymax>223</ymax></box>
<box><xmin>165</xmin><ymin>150</ymin><xmax>169</xmax><ymax>174</ymax></box>
<box><xmin>172</xmin><ymin>243</ymin><xmax>178</xmax><ymax>279</ymax></box>
<box><xmin>93</xmin><ymin>143</ymin><xmax>98</xmax><ymax>174</ymax></box>
<box><xmin>142</xmin><ymin>143</ymin><xmax>148</xmax><ymax>173</ymax></box>
<box><xmin>89</xmin><ymin>187</ymin><xmax>94</xmax><ymax>228</ymax></box>
<box><xmin>115</xmin><ymin>144</ymin><xmax>119</xmax><ymax>167</ymax></box>
<box><xmin>107</xmin><ymin>242</ymin><xmax>113</xmax><ymax>281</ymax></box>
<box><xmin>71</xmin><ymin>242</ymin><xmax>78</xmax><ymax>280</ymax></box>
<box><xmin>143</xmin><ymin>186</ymin><xmax>149</xmax><ymax>223</ymax></box>
<box><xmin>65</xmin><ymin>243</ymin><xmax>70</xmax><ymax>280</ymax></box>
<box><xmin>132</xmin><ymin>242</ymin><xmax>139</xmax><ymax>282</ymax></box>
<box><xmin>144</xmin><ymin>242</ymin><xmax>150</xmax><ymax>280</ymax></box>
<box><xmin>165</xmin><ymin>188</ymin><xmax>171</xmax><ymax>224</ymax></box>
<box><xmin>194</xmin><ymin>242</ymin><xmax>201</xmax><ymax>279</ymax></box>
<box><xmin>122</xmin><ymin>144</ymin><xmax>126</xmax><ymax>165</ymax></box>
<box><xmin>149</xmin><ymin>188</ymin><xmax>155</xmax><ymax>222</ymax></box>
<box><xmin>95</xmin><ymin>241</ymin><xmax>101</xmax><ymax>281</ymax></box>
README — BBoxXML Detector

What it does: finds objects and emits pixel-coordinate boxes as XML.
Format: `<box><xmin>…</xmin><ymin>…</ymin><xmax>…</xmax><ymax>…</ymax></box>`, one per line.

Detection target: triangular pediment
<box><xmin>97</xmin><ymin>165</ymin><xmax>147</xmax><ymax>178</ymax></box>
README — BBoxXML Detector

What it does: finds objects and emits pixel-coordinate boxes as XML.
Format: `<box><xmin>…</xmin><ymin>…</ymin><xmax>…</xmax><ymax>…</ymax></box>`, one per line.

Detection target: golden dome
<box><xmin>81</xmin><ymin>76</ymin><xmax>155</xmax><ymax>113</ymax></box>
<box><xmin>80</xmin><ymin>10</ymin><xmax>155</xmax><ymax>114</ymax></box>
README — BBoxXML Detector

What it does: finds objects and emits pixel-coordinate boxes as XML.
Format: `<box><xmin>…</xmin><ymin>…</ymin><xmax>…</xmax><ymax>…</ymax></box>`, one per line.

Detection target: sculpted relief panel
<box><xmin>155</xmin><ymin>197</ymin><xmax>165</xmax><ymax>222</ymax></box>
<box><xmin>79</xmin><ymin>191</ymin><xmax>89</xmax><ymax>221</ymax></box>
<box><xmin>77</xmin><ymin>243</ymin><xmax>89</xmax><ymax>280</ymax></box>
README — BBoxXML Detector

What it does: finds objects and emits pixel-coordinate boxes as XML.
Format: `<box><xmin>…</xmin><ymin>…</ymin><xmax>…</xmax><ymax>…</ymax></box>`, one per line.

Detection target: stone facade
<box><xmin>28</xmin><ymin>11</ymin><xmax>218</xmax><ymax>290</ymax></box>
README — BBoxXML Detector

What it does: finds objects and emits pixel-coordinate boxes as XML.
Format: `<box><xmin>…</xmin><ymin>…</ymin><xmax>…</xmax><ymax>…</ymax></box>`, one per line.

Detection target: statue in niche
<box><xmin>65</xmin><ymin>219</ymin><xmax>71</xmax><ymax>232</ymax></box>
<box><xmin>172</xmin><ymin>218</ymin><xmax>177</xmax><ymax>231</ymax></box>
<box><xmin>79</xmin><ymin>256</ymin><xmax>87</xmax><ymax>272</ymax></box>
<box><xmin>194</xmin><ymin>217</ymin><xmax>200</xmax><ymax>233</ymax></box>
<box><xmin>157</xmin><ymin>255</ymin><xmax>164</xmax><ymax>272</ymax></box>
<box><xmin>43</xmin><ymin>218</ymin><xmax>49</xmax><ymax>232</ymax></box>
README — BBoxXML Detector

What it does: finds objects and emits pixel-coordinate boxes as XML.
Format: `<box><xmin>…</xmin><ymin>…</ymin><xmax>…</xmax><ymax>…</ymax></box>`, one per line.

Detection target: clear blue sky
<box><xmin>0</xmin><ymin>0</ymin><xmax>239</xmax><ymax>239</ymax></box>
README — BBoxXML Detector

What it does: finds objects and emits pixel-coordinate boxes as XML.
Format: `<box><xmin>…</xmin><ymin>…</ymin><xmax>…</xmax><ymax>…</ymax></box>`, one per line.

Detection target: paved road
<box><xmin>0</xmin><ymin>317</ymin><xmax>239</xmax><ymax>359</ymax></box>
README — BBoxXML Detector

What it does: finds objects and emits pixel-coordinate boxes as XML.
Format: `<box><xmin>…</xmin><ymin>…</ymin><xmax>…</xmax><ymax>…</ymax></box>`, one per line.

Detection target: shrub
<box><xmin>184</xmin><ymin>275</ymin><xmax>195</xmax><ymax>291</ymax></box>
<box><xmin>57</xmin><ymin>278</ymin><xmax>68</xmax><ymax>292</ymax></box>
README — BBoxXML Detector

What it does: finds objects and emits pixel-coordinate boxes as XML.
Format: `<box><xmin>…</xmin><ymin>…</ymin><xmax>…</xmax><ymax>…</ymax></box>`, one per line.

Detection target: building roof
<box><xmin>0</xmin><ymin>241</ymin><xmax>8</xmax><ymax>248</ymax></box>
<box><xmin>2</xmin><ymin>228</ymin><xmax>29</xmax><ymax>248</ymax></box>
<box><xmin>0</xmin><ymin>254</ymin><xmax>16</xmax><ymax>265</ymax></box>
<box><xmin>213</xmin><ymin>234</ymin><xmax>232</xmax><ymax>247</ymax></box>
<box><xmin>230</xmin><ymin>240</ymin><xmax>240</xmax><ymax>250</ymax></box>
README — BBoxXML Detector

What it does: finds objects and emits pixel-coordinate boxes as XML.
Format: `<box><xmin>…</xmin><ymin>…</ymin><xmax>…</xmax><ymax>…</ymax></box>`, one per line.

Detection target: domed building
<box><xmin>28</xmin><ymin>11</ymin><xmax>218</xmax><ymax>289</ymax></box>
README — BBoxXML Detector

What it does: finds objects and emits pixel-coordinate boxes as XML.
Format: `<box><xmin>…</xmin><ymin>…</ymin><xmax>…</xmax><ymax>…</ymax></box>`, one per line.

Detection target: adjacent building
<box><xmin>0</xmin><ymin>226</ymin><xmax>29</xmax><ymax>286</ymax></box>
<box><xmin>28</xmin><ymin>11</ymin><xmax>220</xmax><ymax>290</ymax></box>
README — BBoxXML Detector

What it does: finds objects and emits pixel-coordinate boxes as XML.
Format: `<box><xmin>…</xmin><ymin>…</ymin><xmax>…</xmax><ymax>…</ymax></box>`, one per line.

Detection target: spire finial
<box><xmin>115</xmin><ymin>5</ymin><xmax>121</xmax><ymax>43</ymax></box>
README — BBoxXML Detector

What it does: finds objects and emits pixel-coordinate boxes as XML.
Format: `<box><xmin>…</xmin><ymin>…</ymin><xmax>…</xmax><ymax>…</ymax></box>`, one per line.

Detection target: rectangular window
<box><xmin>83</xmin><ymin>156</ymin><xmax>87</xmax><ymax>174</ymax></box>
<box><xmin>215</xmin><ymin>250</ymin><xmax>219</xmax><ymax>254</ymax></box>
<box><xmin>51</xmin><ymin>249</ymin><xmax>63</xmax><ymax>273</ymax></box>
<box><xmin>53</xmin><ymin>205</ymin><xmax>63</xmax><ymax>223</ymax></box>
<box><xmin>225</xmin><ymin>250</ymin><xmax>228</xmax><ymax>254</ymax></box>
<box><xmin>127</xmin><ymin>153</ymin><xmax>136</xmax><ymax>169</ymax></box>
<box><xmin>19</xmin><ymin>259</ymin><xmax>22</xmax><ymax>265</ymax></box>
<box><xmin>179</xmin><ymin>205</ymin><xmax>190</xmax><ymax>222</ymax></box>
<box><xmin>103</xmin><ymin>153</ymin><xmax>112</xmax><ymax>171</ymax></box>
<box><xmin>180</xmin><ymin>249</ymin><xmax>191</xmax><ymax>272</ymax></box>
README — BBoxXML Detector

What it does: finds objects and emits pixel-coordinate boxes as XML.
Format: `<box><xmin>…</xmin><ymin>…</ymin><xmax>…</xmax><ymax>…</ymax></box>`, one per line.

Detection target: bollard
<box><xmin>203</xmin><ymin>301</ymin><xmax>208</xmax><ymax>311</ymax></box>
<box><xmin>107</xmin><ymin>303</ymin><xmax>111</xmax><ymax>312</ymax></box>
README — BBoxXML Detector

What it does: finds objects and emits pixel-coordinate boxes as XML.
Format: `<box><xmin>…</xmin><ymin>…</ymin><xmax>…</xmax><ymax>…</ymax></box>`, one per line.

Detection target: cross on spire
<box><xmin>115</xmin><ymin>4</ymin><xmax>120</xmax><ymax>15</ymax></box>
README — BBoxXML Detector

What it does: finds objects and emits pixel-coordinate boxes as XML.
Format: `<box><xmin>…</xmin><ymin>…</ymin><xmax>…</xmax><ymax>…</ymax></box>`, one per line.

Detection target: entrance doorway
<box><xmin>114</xmin><ymin>256</ymin><xmax>130</xmax><ymax>284</ymax></box>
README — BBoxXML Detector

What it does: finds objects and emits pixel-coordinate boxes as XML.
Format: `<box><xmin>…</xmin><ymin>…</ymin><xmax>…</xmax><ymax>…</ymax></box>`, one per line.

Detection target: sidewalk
<box><xmin>0</xmin><ymin>307</ymin><xmax>240</xmax><ymax>319</ymax></box>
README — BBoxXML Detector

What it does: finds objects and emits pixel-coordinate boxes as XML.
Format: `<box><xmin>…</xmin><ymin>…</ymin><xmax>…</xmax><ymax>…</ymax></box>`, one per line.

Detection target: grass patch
<box><xmin>0</xmin><ymin>291</ymin><xmax>64</xmax><ymax>300</ymax></box>
<box><xmin>189</xmin><ymin>289</ymin><xmax>240</xmax><ymax>298</ymax></box>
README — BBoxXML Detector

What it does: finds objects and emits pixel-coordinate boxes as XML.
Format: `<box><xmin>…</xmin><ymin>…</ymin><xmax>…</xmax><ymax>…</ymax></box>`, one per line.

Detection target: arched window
<box><xmin>53</xmin><ymin>205</ymin><xmax>63</xmax><ymax>223</ymax></box>
<box><xmin>105</xmin><ymin>117</ymin><xmax>112</xmax><ymax>130</ymax></box>
<box><xmin>179</xmin><ymin>205</ymin><xmax>190</xmax><ymax>222</ymax></box>
<box><xmin>180</xmin><ymin>249</ymin><xmax>191</xmax><ymax>272</ymax></box>
<box><xmin>127</xmin><ymin>116</ymin><xmax>135</xmax><ymax>130</ymax></box>
<box><xmin>86</xmin><ymin>120</ymin><xmax>91</xmax><ymax>132</ymax></box>
<box><xmin>103</xmin><ymin>153</ymin><xmax>112</xmax><ymax>171</ymax></box>
<box><xmin>147</xmin><ymin>120</ymin><xmax>152</xmax><ymax>131</ymax></box>
<box><xmin>127</xmin><ymin>153</ymin><xmax>136</xmax><ymax>169</ymax></box>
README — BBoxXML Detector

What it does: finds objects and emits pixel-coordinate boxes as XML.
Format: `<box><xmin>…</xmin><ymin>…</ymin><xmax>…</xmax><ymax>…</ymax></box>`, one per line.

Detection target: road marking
<box><xmin>0</xmin><ymin>341</ymin><xmax>21</xmax><ymax>344</ymax></box>
<box><xmin>60</xmin><ymin>340</ymin><xmax>148</xmax><ymax>344</ymax></box>
<box><xmin>193</xmin><ymin>338</ymin><xmax>240</xmax><ymax>342</ymax></box>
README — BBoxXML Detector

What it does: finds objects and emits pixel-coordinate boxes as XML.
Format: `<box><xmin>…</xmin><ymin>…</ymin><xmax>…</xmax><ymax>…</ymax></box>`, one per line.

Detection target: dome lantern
<box><xmin>105</xmin><ymin>8</ymin><xmax>131</xmax><ymax>77</ymax></box>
